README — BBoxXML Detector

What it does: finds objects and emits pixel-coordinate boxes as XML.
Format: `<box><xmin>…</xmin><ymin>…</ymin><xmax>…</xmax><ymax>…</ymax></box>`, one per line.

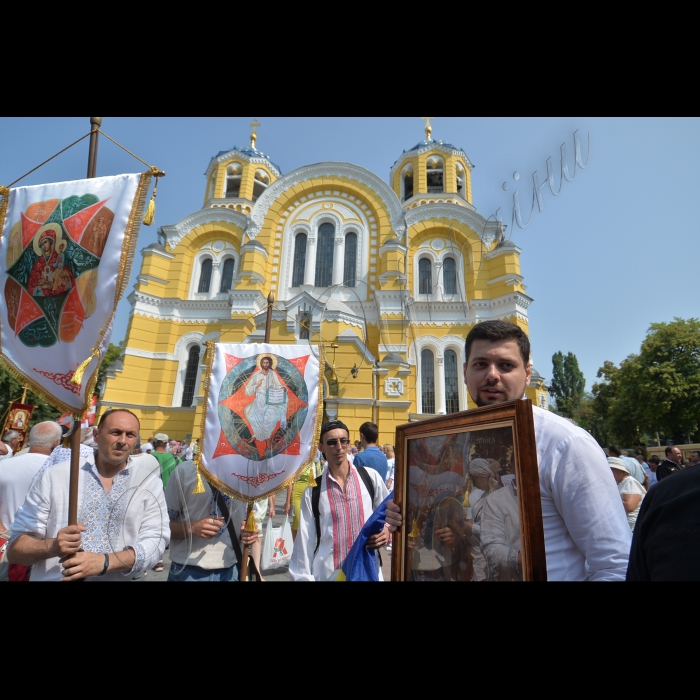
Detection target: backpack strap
<box><xmin>355</xmin><ymin>465</ymin><xmax>375</xmax><ymax>506</ymax></box>
<box><xmin>312</xmin><ymin>474</ymin><xmax>323</xmax><ymax>555</ymax></box>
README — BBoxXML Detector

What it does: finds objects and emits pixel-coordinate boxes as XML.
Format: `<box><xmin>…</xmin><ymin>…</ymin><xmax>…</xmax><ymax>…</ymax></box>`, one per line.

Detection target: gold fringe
<box><xmin>195</xmin><ymin>343</ymin><xmax>326</xmax><ymax>506</ymax></box>
<box><xmin>0</xmin><ymin>172</ymin><xmax>152</xmax><ymax>416</ymax></box>
<box><xmin>142</xmin><ymin>169</ymin><xmax>160</xmax><ymax>226</ymax></box>
<box><xmin>192</xmin><ymin>466</ymin><xmax>206</xmax><ymax>494</ymax></box>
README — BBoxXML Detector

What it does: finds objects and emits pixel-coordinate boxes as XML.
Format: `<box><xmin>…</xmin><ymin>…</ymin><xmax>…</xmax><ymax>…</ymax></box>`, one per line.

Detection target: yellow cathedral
<box><xmin>100</xmin><ymin>120</ymin><xmax>549</xmax><ymax>445</ymax></box>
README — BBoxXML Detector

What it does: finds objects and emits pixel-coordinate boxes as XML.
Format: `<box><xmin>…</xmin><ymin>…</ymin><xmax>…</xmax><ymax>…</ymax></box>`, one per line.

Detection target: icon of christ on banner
<box><xmin>215</xmin><ymin>352</ymin><xmax>309</xmax><ymax>462</ymax></box>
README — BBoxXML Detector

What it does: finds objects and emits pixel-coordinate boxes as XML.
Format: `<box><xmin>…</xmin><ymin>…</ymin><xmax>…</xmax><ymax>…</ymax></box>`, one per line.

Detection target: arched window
<box><xmin>252</xmin><ymin>169</ymin><xmax>270</xmax><ymax>202</ymax></box>
<box><xmin>181</xmin><ymin>345</ymin><xmax>201</xmax><ymax>407</ymax></box>
<box><xmin>443</xmin><ymin>256</ymin><xmax>456</xmax><ymax>295</ymax></box>
<box><xmin>421</xmin><ymin>349</ymin><xmax>435</xmax><ymax>414</ymax></box>
<box><xmin>426</xmin><ymin>156</ymin><xmax>444</xmax><ymax>193</ymax></box>
<box><xmin>343</xmin><ymin>232</ymin><xmax>357</xmax><ymax>287</ymax></box>
<box><xmin>208</xmin><ymin>174</ymin><xmax>217</xmax><ymax>199</ymax></box>
<box><xmin>220</xmin><ymin>258</ymin><xmax>235</xmax><ymax>293</ymax></box>
<box><xmin>292</xmin><ymin>233</ymin><xmax>307</xmax><ymax>287</ymax></box>
<box><xmin>225</xmin><ymin>163</ymin><xmax>242</xmax><ymax>198</ymax></box>
<box><xmin>419</xmin><ymin>257</ymin><xmax>432</xmax><ymax>295</ymax></box>
<box><xmin>198</xmin><ymin>258</ymin><xmax>212</xmax><ymax>293</ymax></box>
<box><xmin>315</xmin><ymin>223</ymin><xmax>334</xmax><ymax>288</ymax></box>
<box><xmin>445</xmin><ymin>350</ymin><xmax>460</xmax><ymax>414</ymax></box>
<box><xmin>456</xmin><ymin>162</ymin><xmax>465</xmax><ymax>197</ymax></box>
<box><xmin>402</xmin><ymin>165</ymin><xmax>414</xmax><ymax>201</ymax></box>
<box><xmin>299</xmin><ymin>311</ymin><xmax>312</xmax><ymax>340</ymax></box>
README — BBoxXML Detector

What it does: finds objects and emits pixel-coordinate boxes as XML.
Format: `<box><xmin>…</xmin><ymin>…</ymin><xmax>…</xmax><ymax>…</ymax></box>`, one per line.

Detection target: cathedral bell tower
<box><xmin>390</xmin><ymin>117</ymin><xmax>474</xmax><ymax>210</ymax></box>
<box><xmin>203</xmin><ymin>120</ymin><xmax>281</xmax><ymax>215</ymax></box>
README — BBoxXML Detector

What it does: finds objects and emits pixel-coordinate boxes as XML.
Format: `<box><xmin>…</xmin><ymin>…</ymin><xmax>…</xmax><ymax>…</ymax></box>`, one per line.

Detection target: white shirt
<box><xmin>0</xmin><ymin>452</ymin><xmax>48</xmax><ymax>532</ymax></box>
<box><xmin>0</xmin><ymin>445</ymin><xmax>14</xmax><ymax>462</ymax></box>
<box><xmin>10</xmin><ymin>454</ymin><xmax>169</xmax><ymax>581</ymax></box>
<box><xmin>290</xmin><ymin>465</ymin><xmax>388</xmax><ymax>581</ymax></box>
<box><xmin>532</xmin><ymin>406</ymin><xmax>632</xmax><ymax>581</ymax></box>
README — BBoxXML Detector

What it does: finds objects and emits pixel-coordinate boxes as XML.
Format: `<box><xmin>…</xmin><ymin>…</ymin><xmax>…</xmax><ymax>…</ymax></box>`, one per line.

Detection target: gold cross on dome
<box><xmin>421</xmin><ymin>116</ymin><xmax>434</xmax><ymax>141</ymax></box>
<box><xmin>250</xmin><ymin>119</ymin><xmax>261</xmax><ymax>148</ymax></box>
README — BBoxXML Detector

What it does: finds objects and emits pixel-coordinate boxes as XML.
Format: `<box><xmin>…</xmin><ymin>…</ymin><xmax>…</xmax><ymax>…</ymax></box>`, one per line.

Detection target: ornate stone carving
<box><xmin>205</xmin><ymin>149</ymin><xmax>282</xmax><ymax>179</ymax></box>
<box><xmin>161</xmin><ymin>209</ymin><xmax>247</xmax><ymax>250</ymax></box>
<box><xmin>405</xmin><ymin>204</ymin><xmax>499</xmax><ymax>248</ymax></box>
<box><xmin>384</xmin><ymin>378</ymin><xmax>404</xmax><ymax>397</ymax></box>
<box><xmin>247</xmin><ymin>163</ymin><xmax>406</xmax><ymax>240</ymax></box>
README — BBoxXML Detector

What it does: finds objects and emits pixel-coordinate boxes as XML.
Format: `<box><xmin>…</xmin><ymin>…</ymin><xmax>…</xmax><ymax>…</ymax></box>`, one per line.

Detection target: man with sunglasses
<box><xmin>289</xmin><ymin>420</ymin><xmax>390</xmax><ymax>581</ymax></box>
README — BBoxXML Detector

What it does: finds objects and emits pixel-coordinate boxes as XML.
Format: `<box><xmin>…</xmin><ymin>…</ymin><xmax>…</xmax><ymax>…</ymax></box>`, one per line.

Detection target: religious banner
<box><xmin>2</xmin><ymin>402</ymin><xmax>35</xmax><ymax>451</ymax></box>
<box><xmin>0</xmin><ymin>173</ymin><xmax>151</xmax><ymax>414</ymax></box>
<box><xmin>197</xmin><ymin>342</ymin><xmax>323</xmax><ymax>504</ymax></box>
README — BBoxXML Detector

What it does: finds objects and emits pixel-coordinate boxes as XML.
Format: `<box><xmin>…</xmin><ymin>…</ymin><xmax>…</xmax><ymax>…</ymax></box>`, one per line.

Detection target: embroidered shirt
<box><xmin>10</xmin><ymin>454</ymin><xmax>169</xmax><ymax>581</ymax></box>
<box><xmin>289</xmin><ymin>465</ymin><xmax>388</xmax><ymax>581</ymax></box>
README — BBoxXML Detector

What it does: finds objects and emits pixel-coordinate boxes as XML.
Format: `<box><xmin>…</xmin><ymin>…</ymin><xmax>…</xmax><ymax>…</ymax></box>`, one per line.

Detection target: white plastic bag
<box><xmin>261</xmin><ymin>515</ymin><xmax>293</xmax><ymax>570</ymax></box>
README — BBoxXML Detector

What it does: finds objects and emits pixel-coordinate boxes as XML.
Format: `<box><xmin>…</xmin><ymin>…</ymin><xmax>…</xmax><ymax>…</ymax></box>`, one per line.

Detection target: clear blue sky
<box><xmin>1</xmin><ymin>117</ymin><xmax>698</xmax><ymax>391</ymax></box>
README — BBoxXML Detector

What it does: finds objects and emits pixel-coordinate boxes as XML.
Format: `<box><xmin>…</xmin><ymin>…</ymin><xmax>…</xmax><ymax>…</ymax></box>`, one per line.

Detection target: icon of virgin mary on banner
<box><xmin>0</xmin><ymin>173</ymin><xmax>151</xmax><ymax>414</ymax></box>
<box><xmin>198</xmin><ymin>343</ymin><xmax>323</xmax><ymax>504</ymax></box>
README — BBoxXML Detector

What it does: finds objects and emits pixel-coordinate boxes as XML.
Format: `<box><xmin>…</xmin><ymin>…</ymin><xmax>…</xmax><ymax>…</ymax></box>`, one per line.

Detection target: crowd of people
<box><xmin>1</xmin><ymin>320</ymin><xmax>698</xmax><ymax>582</ymax></box>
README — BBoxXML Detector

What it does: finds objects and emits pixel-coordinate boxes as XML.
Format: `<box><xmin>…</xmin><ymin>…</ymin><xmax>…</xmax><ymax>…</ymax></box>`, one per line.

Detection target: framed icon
<box><xmin>391</xmin><ymin>399</ymin><xmax>546</xmax><ymax>581</ymax></box>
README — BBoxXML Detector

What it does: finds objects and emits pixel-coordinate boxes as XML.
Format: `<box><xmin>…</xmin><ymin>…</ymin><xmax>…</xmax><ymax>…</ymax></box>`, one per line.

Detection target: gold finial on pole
<box><xmin>421</xmin><ymin>116</ymin><xmax>434</xmax><ymax>142</ymax></box>
<box><xmin>250</xmin><ymin>119</ymin><xmax>261</xmax><ymax>149</ymax></box>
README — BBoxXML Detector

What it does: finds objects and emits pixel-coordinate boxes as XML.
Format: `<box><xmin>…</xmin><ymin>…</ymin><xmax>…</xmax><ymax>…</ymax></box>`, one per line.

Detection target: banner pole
<box><xmin>67</xmin><ymin>117</ymin><xmax>101</xmax><ymax>528</ymax></box>
<box><xmin>240</xmin><ymin>291</ymin><xmax>275</xmax><ymax>581</ymax></box>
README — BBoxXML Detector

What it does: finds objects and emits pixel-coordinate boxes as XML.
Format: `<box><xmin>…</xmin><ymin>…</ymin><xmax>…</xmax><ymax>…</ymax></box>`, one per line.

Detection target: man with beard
<box><xmin>386</xmin><ymin>320</ymin><xmax>632</xmax><ymax>581</ymax></box>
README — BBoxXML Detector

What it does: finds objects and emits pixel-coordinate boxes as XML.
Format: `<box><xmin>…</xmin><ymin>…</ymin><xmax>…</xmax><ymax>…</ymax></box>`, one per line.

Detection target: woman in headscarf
<box><xmin>608</xmin><ymin>456</ymin><xmax>646</xmax><ymax>531</ymax></box>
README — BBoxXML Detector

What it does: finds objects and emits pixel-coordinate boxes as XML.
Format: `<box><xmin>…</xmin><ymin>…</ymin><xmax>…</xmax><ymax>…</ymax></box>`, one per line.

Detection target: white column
<box><xmin>332</xmin><ymin>236</ymin><xmax>345</xmax><ymax>286</ymax></box>
<box><xmin>304</xmin><ymin>237</ymin><xmax>317</xmax><ymax>286</ymax></box>
<box><xmin>210</xmin><ymin>261</ymin><xmax>221</xmax><ymax>298</ymax></box>
<box><xmin>436</xmin><ymin>355</ymin><xmax>446</xmax><ymax>414</ymax></box>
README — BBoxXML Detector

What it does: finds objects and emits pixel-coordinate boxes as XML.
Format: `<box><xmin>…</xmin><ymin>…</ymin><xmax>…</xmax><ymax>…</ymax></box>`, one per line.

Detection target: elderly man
<box><xmin>656</xmin><ymin>446</ymin><xmax>684</xmax><ymax>481</ymax></box>
<box><xmin>386</xmin><ymin>320</ymin><xmax>632</xmax><ymax>581</ymax></box>
<box><xmin>0</xmin><ymin>422</ymin><xmax>62</xmax><ymax>535</ymax></box>
<box><xmin>7</xmin><ymin>409</ymin><xmax>169</xmax><ymax>581</ymax></box>
<box><xmin>0</xmin><ymin>430</ymin><xmax>20</xmax><ymax>460</ymax></box>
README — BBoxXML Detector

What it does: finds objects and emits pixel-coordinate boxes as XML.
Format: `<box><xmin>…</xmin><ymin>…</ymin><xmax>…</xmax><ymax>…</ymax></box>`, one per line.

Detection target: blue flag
<box><xmin>334</xmin><ymin>491</ymin><xmax>392</xmax><ymax>581</ymax></box>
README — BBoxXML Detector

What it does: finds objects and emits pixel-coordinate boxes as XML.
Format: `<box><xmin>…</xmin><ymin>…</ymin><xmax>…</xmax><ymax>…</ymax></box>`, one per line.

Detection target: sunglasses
<box><xmin>324</xmin><ymin>438</ymin><xmax>350</xmax><ymax>446</ymax></box>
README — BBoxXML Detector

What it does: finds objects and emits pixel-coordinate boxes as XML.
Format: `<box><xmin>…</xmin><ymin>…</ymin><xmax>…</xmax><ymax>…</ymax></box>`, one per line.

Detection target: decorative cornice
<box><xmin>240</xmin><ymin>240</ymin><xmax>269</xmax><ymax>259</ymax></box>
<box><xmin>125</xmin><ymin>348</ymin><xmax>178</xmax><ymax>362</ymax></box>
<box><xmin>160</xmin><ymin>209</ymin><xmax>247</xmax><ymax>251</ymax></box>
<box><xmin>333</xmin><ymin>397</ymin><xmax>375</xmax><ymax>406</ymax></box>
<box><xmin>247</xmin><ymin>162</ymin><xmax>406</xmax><ymax>240</ymax></box>
<box><xmin>143</xmin><ymin>244</ymin><xmax>174</xmax><ymax>260</ymax></box>
<box><xmin>484</xmin><ymin>241</ymin><xmax>522</xmax><ymax>259</ymax></box>
<box><xmin>405</xmin><ymin>203</ymin><xmax>499</xmax><ymax>249</ymax></box>
<box><xmin>376</xmin><ymin>400</ymin><xmax>412</xmax><ymax>409</ymax></box>
<box><xmin>486</xmin><ymin>273</ymin><xmax>524</xmax><ymax>287</ymax></box>
<box><xmin>379</xmin><ymin>239</ymin><xmax>408</xmax><ymax>256</ymax></box>
<box><xmin>205</xmin><ymin>149</ymin><xmax>282</xmax><ymax>179</ymax></box>
<box><xmin>100</xmin><ymin>400</ymin><xmax>197</xmax><ymax>413</ymax></box>
<box><xmin>137</xmin><ymin>274</ymin><xmax>169</xmax><ymax>287</ymax></box>
<box><xmin>129</xmin><ymin>290</ymin><xmax>230</xmax><ymax>323</ymax></box>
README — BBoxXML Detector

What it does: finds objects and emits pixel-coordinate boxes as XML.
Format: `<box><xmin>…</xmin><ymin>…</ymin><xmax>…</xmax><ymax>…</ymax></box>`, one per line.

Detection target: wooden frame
<box><xmin>391</xmin><ymin>400</ymin><xmax>546</xmax><ymax>581</ymax></box>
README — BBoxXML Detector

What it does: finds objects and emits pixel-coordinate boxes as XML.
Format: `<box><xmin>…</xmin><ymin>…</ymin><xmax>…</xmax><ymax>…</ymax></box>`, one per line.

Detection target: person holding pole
<box><xmin>7</xmin><ymin>409</ymin><xmax>169</xmax><ymax>581</ymax></box>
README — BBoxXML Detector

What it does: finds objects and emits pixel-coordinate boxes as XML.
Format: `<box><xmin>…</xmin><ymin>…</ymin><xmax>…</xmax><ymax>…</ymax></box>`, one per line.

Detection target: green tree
<box><xmin>0</xmin><ymin>364</ymin><xmax>62</xmax><ymax>428</ymax></box>
<box><xmin>95</xmin><ymin>343</ymin><xmax>122</xmax><ymax>397</ymax></box>
<box><xmin>591</xmin><ymin>318</ymin><xmax>700</xmax><ymax>445</ymax></box>
<box><xmin>550</xmin><ymin>351</ymin><xmax>586</xmax><ymax>418</ymax></box>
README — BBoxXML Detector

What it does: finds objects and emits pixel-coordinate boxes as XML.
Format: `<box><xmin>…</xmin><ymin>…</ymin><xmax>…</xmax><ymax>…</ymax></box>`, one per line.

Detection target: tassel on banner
<box><xmin>409</xmin><ymin>519</ymin><xmax>420</xmax><ymax>539</ymax></box>
<box><xmin>71</xmin><ymin>347</ymin><xmax>101</xmax><ymax>387</ymax></box>
<box><xmin>142</xmin><ymin>168</ymin><xmax>163</xmax><ymax>226</ymax></box>
<box><xmin>192</xmin><ymin>466</ymin><xmax>206</xmax><ymax>494</ymax></box>
<box><xmin>245</xmin><ymin>508</ymin><xmax>257</xmax><ymax>533</ymax></box>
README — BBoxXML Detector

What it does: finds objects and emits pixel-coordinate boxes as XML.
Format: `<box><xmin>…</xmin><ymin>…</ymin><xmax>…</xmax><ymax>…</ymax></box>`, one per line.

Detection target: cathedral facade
<box><xmin>101</xmin><ymin>123</ymin><xmax>549</xmax><ymax>445</ymax></box>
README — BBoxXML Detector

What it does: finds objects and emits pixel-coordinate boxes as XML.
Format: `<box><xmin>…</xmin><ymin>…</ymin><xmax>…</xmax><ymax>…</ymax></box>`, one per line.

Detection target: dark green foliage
<box><xmin>550</xmin><ymin>351</ymin><xmax>586</xmax><ymax>418</ymax></box>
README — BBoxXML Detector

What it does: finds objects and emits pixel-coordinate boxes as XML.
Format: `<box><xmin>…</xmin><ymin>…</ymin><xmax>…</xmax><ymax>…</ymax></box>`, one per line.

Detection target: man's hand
<box><xmin>366</xmin><ymin>525</ymin><xmax>391</xmax><ymax>550</ymax></box>
<box><xmin>241</xmin><ymin>521</ymin><xmax>258</xmax><ymax>546</ymax></box>
<box><xmin>191</xmin><ymin>516</ymin><xmax>225</xmax><ymax>539</ymax></box>
<box><xmin>51</xmin><ymin>524</ymin><xmax>86</xmax><ymax>558</ymax></box>
<box><xmin>385</xmin><ymin>500</ymin><xmax>402</xmax><ymax>532</ymax></box>
<box><xmin>60</xmin><ymin>551</ymin><xmax>104</xmax><ymax>581</ymax></box>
